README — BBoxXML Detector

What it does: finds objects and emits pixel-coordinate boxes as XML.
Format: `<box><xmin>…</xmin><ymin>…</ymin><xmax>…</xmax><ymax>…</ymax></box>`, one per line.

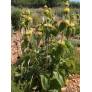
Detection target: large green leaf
<box><xmin>54</xmin><ymin>71</ymin><xmax>64</xmax><ymax>86</ymax></box>
<box><xmin>50</xmin><ymin>71</ymin><xmax>64</xmax><ymax>91</ymax></box>
<box><xmin>40</xmin><ymin>74</ymin><xmax>50</xmax><ymax>91</ymax></box>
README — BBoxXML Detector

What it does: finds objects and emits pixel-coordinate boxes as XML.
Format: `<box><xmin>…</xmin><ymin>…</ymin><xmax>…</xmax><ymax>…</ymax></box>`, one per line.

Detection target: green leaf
<box><xmin>65</xmin><ymin>59</ymin><xmax>76</xmax><ymax>72</ymax></box>
<box><xmin>11</xmin><ymin>81</ymin><xmax>23</xmax><ymax>92</ymax></box>
<box><xmin>40</xmin><ymin>74</ymin><xmax>50</xmax><ymax>91</ymax></box>
<box><xmin>53</xmin><ymin>71</ymin><xmax>63</xmax><ymax>86</ymax></box>
<box><xmin>51</xmin><ymin>71</ymin><xmax>64</xmax><ymax>88</ymax></box>
<box><xmin>29</xmin><ymin>75</ymin><xmax>33</xmax><ymax>86</ymax></box>
<box><xmin>58</xmin><ymin>21</ymin><xmax>67</xmax><ymax>31</ymax></box>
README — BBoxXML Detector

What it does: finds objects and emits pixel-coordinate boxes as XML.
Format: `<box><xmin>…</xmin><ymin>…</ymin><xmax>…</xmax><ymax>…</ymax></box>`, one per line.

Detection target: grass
<box><xmin>11</xmin><ymin>5</ymin><xmax>80</xmax><ymax>17</ymax></box>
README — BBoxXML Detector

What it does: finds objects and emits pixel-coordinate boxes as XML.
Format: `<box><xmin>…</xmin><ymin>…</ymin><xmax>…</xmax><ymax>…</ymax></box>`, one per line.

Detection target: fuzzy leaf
<box><xmin>40</xmin><ymin>75</ymin><xmax>50</xmax><ymax>91</ymax></box>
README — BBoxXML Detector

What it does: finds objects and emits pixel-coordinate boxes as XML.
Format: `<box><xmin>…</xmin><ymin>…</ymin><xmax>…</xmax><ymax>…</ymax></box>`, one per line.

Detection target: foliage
<box><xmin>11</xmin><ymin>0</ymin><xmax>68</xmax><ymax>7</ymax></box>
<box><xmin>11</xmin><ymin>8</ymin><xmax>32</xmax><ymax>31</ymax></box>
<box><xmin>70</xmin><ymin>1</ymin><xmax>80</xmax><ymax>8</ymax></box>
<box><xmin>11</xmin><ymin>0</ymin><xmax>80</xmax><ymax>8</ymax></box>
<box><xmin>11</xmin><ymin>9</ymin><xmax>21</xmax><ymax>31</ymax></box>
<box><xmin>11</xmin><ymin>1</ymin><xmax>80</xmax><ymax>92</ymax></box>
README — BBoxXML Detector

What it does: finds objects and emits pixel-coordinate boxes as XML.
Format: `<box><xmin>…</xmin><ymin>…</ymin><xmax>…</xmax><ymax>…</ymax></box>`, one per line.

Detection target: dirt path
<box><xmin>61</xmin><ymin>74</ymin><xmax>80</xmax><ymax>92</ymax></box>
<box><xmin>11</xmin><ymin>31</ymin><xmax>22</xmax><ymax>64</ymax></box>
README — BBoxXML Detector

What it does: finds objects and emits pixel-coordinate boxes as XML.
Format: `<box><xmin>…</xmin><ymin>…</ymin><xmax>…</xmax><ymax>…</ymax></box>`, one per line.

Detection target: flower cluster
<box><xmin>20</xmin><ymin>8</ymin><xmax>32</xmax><ymax>29</ymax></box>
<box><xmin>43</xmin><ymin>5</ymin><xmax>53</xmax><ymax>18</ymax></box>
<box><xmin>64</xmin><ymin>1</ymin><xmax>70</xmax><ymax>14</ymax></box>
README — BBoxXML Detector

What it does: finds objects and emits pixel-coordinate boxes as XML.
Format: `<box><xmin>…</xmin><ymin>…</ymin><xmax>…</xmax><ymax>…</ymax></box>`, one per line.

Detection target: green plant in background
<box><xmin>11</xmin><ymin>1</ymin><xmax>80</xmax><ymax>92</ymax></box>
<box><xmin>11</xmin><ymin>9</ymin><xmax>21</xmax><ymax>31</ymax></box>
<box><xmin>20</xmin><ymin>8</ymin><xmax>32</xmax><ymax>30</ymax></box>
<box><xmin>11</xmin><ymin>8</ymin><xmax>32</xmax><ymax>32</ymax></box>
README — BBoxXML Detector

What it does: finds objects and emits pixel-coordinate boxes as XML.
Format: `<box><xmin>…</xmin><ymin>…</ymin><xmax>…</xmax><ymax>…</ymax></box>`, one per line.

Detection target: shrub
<box><xmin>11</xmin><ymin>1</ymin><xmax>80</xmax><ymax>92</ymax></box>
<box><xmin>11</xmin><ymin>8</ymin><xmax>32</xmax><ymax>32</ymax></box>
<box><xmin>11</xmin><ymin>9</ymin><xmax>21</xmax><ymax>31</ymax></box>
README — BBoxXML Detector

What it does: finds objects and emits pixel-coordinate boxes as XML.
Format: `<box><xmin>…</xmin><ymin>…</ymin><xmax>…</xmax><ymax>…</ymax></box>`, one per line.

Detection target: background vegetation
<box><xmin>11</xmin><ymin>0</ymin><xmax>80</xmax><ymax>8</ymax></box>
<box><xmin>11</xmin><ymin>0</ymin><xmax>80</xmax><ymax>92</ymax></box>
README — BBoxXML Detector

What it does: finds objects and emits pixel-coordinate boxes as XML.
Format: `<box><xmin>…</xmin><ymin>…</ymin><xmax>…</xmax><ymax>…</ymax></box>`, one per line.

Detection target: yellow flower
<box><xmin>28</xmin><ymin>16</ymin><xmax>32</xmax><ymax>21</ymax></box>
<box><xmin>44</xmin><ymin>23</ymin><xmax>50</xmax><ymax>27</ymax></box>
<box><xmin>44</xmin><ymin>24</ymin><xmax>48</xmax><ymax>27</ymax></box>
<box><xmin>69</xmin><ymin>22</ymin><xmax>75</xmax><ymax>27</ymax></box>
<box><xmin>61</xmin><ymin>40</ymin><xmax>65</xmax><ymax>46</ymax></box>
<box><xmin>64</xmin><ymin>7</ymin><xmax>70</xmax><ymax>13</ymax></box>
<box><xmin>44</xmin><ymin>9</ymin><xmax>50</xmax><ymax>15</ymax></box>
<box><xmin>26</xmin><ymin>28</ymin><xmax>33</xmax><ymax>35</ymax></box>
<box><xmin>58</xmin><ymin>40</ymin><xmax>65</xmax><ymax>46</ymax></box>
<box><xmin>21</xmin><ymin>8</ymin><xmax>31</xmax><ymax>15</ymax></box>
<box><xmin>48</xmin><ymin>24</ymin><xmax>53</xmax><ymax>28</ymax></box>
<box><xmin>65</xmin><ymin>19</ymin><xmax>70</xmax><ymax>25</ymax></box>
<box><xmin>44</xmin><ymin>23</ymin><xmax>54</xmax><ymax>29</ymax></box>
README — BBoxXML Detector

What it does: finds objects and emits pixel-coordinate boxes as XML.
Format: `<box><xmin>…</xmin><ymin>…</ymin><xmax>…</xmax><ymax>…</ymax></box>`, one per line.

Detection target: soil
<box><xmin>11</xmin><ymin>31</ymin><xmax>22</xmax><ymax>64</ymax></box>
<box><xmin>61</xmin><ymin>74</ymin><xmax>80</xmax><ymax>92</ymax></box>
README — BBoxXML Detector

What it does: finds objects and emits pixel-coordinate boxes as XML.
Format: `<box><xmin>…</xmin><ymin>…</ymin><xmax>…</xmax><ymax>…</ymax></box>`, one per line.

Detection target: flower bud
<box><xmin>64</xmin><ymin>7</ymin><xmax>70</xmax><ymax>14</ymax></box>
